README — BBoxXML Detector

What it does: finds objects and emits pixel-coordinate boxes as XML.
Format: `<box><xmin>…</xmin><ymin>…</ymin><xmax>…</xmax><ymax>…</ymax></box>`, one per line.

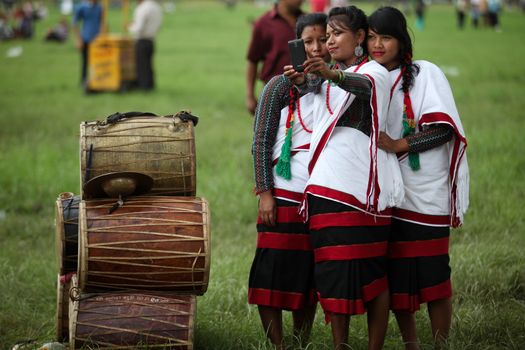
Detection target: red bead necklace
<box><xmin>295</xmin><ymin>95</ymin><xmax>311</xmax><ymax>133</ymax></box>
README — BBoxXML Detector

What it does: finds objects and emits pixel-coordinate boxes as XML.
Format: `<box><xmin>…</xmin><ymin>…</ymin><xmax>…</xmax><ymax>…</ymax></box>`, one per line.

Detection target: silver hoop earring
<box><xmin>354</xmin><ymin>44</ymin><xmax>363</xmax><ymax>57</ymax></box>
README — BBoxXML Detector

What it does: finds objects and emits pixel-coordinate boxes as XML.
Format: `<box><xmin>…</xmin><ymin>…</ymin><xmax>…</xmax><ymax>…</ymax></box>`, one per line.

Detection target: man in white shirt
<box><xmin>128</xmin><ymin>0</ymin><xmax>162</xmax><ymax>90</ymax></box>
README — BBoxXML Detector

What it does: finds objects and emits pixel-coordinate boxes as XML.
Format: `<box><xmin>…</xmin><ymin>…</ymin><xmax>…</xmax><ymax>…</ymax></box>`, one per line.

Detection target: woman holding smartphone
<box><xmin>248</xmin><ymin>13</ymin><xmax>331</xmax><ymax>350</ymax></box>
<box><xmin>367</xmin><ymin>7</ymin><xmax>469</xmax><ymax>349</ymax></box>
<box><xmin>287</xmin><ymin>6</ymin><xmax>404</xmax><ymax>349</ymax></box>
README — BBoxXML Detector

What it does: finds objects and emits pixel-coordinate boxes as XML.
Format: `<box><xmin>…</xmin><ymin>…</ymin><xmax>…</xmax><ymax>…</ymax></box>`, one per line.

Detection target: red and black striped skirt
<box><xmin>248</xmin><ymin>198</ymin><xmax>316</xmax><ymax>310</ymax></box>
<box><xmin>388</xmin><ymin>218</ymin><xmax>452</xmax><ymax>312</ymax></box>
<box><xmin>308</xmin><ymin>195</ymin><xmax>390</xmax><ymax>316</ymax></box>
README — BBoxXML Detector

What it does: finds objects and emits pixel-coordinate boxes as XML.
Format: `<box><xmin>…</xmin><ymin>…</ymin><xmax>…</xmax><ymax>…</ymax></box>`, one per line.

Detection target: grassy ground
<box><xmin>0</xmin><ymin>1</ymin><xmax>524</xmax><ymax>349</ymax></box>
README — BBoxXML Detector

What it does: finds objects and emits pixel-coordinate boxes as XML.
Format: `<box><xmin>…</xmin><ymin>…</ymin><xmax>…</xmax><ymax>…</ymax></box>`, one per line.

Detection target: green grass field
<box><xmin>0</xmin><ymin>1</ymin><xmax>524</xmax><ymax>349</ymax></box>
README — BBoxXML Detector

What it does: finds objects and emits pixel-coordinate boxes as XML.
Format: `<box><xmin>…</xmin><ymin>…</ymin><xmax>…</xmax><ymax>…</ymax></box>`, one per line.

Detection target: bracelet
<box><xmin>336</xmin><ymin>70</ymin><xmax>345</xmax><ymax>85</ymax></box>
<box><xmin>328</xmin><ymin>69</ymin><xmax>340</xmax><ymax>86</ymax></box>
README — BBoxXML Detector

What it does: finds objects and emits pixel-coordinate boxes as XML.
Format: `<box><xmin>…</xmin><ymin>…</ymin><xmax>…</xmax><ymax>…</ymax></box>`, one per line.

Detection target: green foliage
<box><xmin>0</xmin><ymin>1</ymin><xmax>524</xmax><ymax>349</ymax></box>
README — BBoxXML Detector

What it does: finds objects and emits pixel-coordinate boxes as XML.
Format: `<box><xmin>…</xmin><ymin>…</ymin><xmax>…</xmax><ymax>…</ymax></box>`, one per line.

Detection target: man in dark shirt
<box><xmin>245</xmin><ymin>0</ymin><xmax>304</xmax><ymax>115</ymax></box>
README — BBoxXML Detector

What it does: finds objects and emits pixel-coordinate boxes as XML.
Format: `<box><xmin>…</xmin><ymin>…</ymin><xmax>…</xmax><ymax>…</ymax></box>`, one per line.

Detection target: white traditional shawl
<box><xmin>272</xmin><ymin>93</ymin><xmax>315</xmax><ymax>202</ymax></box>
<box><xmin>304</xmin><ymin>60</ymin><xmax>404</xmax><ymax>215</ymax></box>
<box><xmin>387</xmin><ymin>60</ymin><xmax>469</xmax><ymax>227</ymax></box>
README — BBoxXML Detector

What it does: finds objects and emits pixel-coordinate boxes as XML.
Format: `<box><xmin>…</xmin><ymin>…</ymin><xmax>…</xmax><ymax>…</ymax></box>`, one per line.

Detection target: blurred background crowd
<box><xmin>0</xmin><ymin>0</ymin><xmax>522</xmax><ymax>43</ymax></box>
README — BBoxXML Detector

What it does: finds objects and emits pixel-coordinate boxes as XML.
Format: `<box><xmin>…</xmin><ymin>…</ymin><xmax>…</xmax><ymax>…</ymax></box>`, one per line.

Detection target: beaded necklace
<box><xmin>295</xmin><ymin>93</ymin><xmax>311</xmax><ymax>133</ymax></box>
<box><xmin>325</xmin><ymin>57</ymin><xmax>368</xmax><ymax>115</ymax></box>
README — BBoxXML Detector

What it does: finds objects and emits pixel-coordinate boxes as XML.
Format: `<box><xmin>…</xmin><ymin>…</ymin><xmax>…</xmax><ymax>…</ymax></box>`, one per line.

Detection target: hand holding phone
<box><xmin>288</xmin><ymin>39</ymin><xmax>307</xmax><ymax>73</ymax></box>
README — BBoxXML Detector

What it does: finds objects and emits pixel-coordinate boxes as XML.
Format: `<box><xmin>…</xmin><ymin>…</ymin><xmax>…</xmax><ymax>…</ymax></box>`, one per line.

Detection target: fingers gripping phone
<box><xmin>288</xmin><ymin>39</ymin><xmax>307</xmax><ymax>72</ymax></box>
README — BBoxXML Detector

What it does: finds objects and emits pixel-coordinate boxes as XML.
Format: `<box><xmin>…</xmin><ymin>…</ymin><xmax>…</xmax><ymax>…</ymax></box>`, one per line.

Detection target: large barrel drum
<box><xmin>55</xmin><ymin>192</ymin><xmax>80</xmax><ymax>274</ymax></box>
<box><xmin>78</xmin><ymin>196</ymin><xmax>210</xmax><ymax>294</ymax></box>
<box><xmin>69</xmin><ymin>289</ymin><xmax>196</xmax><ymax>349</ymax></box>
<box><xmin>80</xmin><ymin>114</ymin><xmax>196</xmax><ymax>197</ymax></box>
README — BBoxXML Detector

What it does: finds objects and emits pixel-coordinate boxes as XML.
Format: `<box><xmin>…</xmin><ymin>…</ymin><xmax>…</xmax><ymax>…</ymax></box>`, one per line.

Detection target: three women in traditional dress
<box><xmin>249</xmin><ymin>5</ymin><xmax>468</xmax><ymax>350</ymax></box>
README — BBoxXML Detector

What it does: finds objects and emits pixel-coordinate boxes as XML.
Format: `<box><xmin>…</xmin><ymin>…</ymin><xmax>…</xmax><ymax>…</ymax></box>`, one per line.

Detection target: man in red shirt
<box><xmin>245</xmin><ymin>0</ymin><xmax>304</xmax><ymax>115</ymax></box>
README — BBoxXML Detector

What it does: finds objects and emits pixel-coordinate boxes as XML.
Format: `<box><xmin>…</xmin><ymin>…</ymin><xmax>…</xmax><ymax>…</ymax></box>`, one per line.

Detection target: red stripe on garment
<box><xmin>294</xmin><ymin>143</ymin><xmax>310</xmax><ymax>150</ymax></box>
<box><xmin>419</xmin><ymin>112</ymin><xmax>467</xmax><ymax>144</ymax></box>
<box><xmin>363</xmin><ymin>275</ymin><xmax>389</xmax><ymax>302</ymax></box>
<box><xmin>391</xmin><ymin>279</ymin><xmax>452</xmax><ymax>312</ymax></box>
<box><xmin>257</xmin><ymin>205</ymin><xmax>302</xmax><ymax>225</ymax></box>
<box><xmin>319</xmin><ymin>276</ymin><xmax>388</xmax><ymax>316</ymax></box>
<box><xmin>390</xmin><ymin>293</ymin><xmax>421</xmax><ymax>312</ymax></box>
<box><xmin>388</xmin><ymin>237</ymin><xmax>449</xmax><ymax>258</ymax></box>
<box><xmin>421</xmin><ymin>279</ymin><xmax>452</xmax><ymax>303</ymax></box>
<box><xmin>308</xmin><ymin>117</ymin><xmax>338</xmax><ymax>175</ymax></box>
<box><xmin>314</xmin><ymin>242</ymin><xmax>388</xmax><ymax>262</ymax></box>
<box><xmin>419</xmin><ymin>112</ymin><xmax>468</xmax><ymax>228</ymax></box>
<box><xmin>272</xmin><ymin>188</ymin><xmax>303</xmax><ymax>203</ymax></box>
<box><xmin>305</xmin><ymin>185</ymin><xmax>392</xmax><ymax>217</ymax></box>
<box><xmin>320</xmin><ymin>297</ymin><xmax>366</xmax><ymax>316</ymax></box>
<box><xmin>257</xmin><ymin>232</ymin><xmax>311</xmax><ymax>250</ymax></box>
<box><xmin>248</xmin><ymin>287</ymin><xmax>314</xmax><ymax>310</ymax></box>
<box><xmin>309</xmin><ymin>211</ymin><xmax>390</xmax><ymax>230</ymax></box>
<box><xmin>364</xmin><ymin>73</ymin><xmax>381</xmax><ymax>212</ymax></box>
<box><xmin>393</xmin><ymin>208</ymin><xmax>450</xmax><ymax>226</ymax></box>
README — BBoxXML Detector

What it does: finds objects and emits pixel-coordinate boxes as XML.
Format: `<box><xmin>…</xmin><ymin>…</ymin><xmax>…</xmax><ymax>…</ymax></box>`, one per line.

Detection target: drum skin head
<box><xmin>83</xmin><ymin>171</ymin><xmax>153</xmax><ymax>199</ymax></box>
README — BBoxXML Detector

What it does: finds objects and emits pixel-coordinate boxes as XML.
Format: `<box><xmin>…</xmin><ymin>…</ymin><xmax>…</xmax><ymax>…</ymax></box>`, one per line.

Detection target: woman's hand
<box><xmin>378</xmin><ymin>132</ymin><xmax>409</xmax><ymax>153</ymax></box>
<box><xmin>302</xmin><ymin>57</ymin><xmax>335</xmax><ymax>80</ymax></box>
<box><xmin>283</xmin><ymin>65</ymin><xmax>305</xmax><ymax>85</ymax></box>
<box><xmin>258</xmin><ymin>190</ymin><xmax>277</xmax><ymax>227</ymax></box>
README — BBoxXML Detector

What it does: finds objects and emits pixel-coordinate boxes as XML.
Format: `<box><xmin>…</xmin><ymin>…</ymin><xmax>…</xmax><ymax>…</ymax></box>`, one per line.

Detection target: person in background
<box><xmin>455</xmin><ymin>0</ymin><xmax>467</xmax><ymax>29</ymax></box>
<box><xmin>72</xmin><ymin>0</ymin><xmax>102</xmax><ymax>86</ymax></box>
<box><xmin>12</xmin><ymin>2</ymin><xmax>34</xmax><ymax>39</ymax></box>
<box><xmin>310</xmin><ymin>0</ymin><xmax>327</xmax><ymax>12</ymax></box>
<box><xmin>249</xmin><ymin>12</ymin><xmax>330</xmax><ymax>350</ymax></box>
<box><xmin>44</xmin><ymin>17</ymin><xmax>69</xmax><ymax>42</ymax></box>
<box><xmin>471</xmin><ymin>0</ymin><xmax>481</xmax><ymax>27</ymax></box>
<box><xmin>414</xmin><ymin>0</ymin><xmax>425</xmax><ymax>30</ymax></box>
<box><xmin>128</xmin><ymin>0</ymin><xmax>163</xmax><ymax>91</ymax></box>
<box><xmin>287</xmin><ymin>5</ymin><xmax>404</xmax><ymax>349</ymax></box>
<box><xmin>487</xmin><ymin>0</ymin><xmax>502</xmax><ymax>31</ymax></box>
<box><xmin>245</xmin><ymin>0</ymin><xmax>304</xmax><ymax>115</ymax></box>
<box><xmin>367</xmin><ymin>6</ymin><xmax>469</xmax><ymax>349</ymax></box>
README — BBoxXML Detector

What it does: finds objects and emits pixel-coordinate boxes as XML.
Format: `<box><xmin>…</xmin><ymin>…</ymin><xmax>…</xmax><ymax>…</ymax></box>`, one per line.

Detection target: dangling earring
<box><xmin>354</xmin><ymin>43</ymin><xmax>363</xmax><ymax>57</ymax></box>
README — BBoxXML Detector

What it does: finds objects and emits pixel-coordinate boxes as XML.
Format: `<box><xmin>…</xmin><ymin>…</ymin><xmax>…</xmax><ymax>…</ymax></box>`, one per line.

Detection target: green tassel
<box><xmin>408</xmin><ymin>153</ymin><xmax>420</xmax><ymax>171</ymax></box>
<box><xmin>402</xmin><ymin>111</ymin><xmax>420</xmax><ymax>171</ymax></box>
<box><xmin>276</xmin><ymin>122</ymin><xmax>293</xmax><ymax>180</ymax></box>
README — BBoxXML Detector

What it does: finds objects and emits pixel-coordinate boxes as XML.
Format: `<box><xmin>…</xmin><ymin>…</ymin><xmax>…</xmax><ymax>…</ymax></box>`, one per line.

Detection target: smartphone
<box><xmin>288</xmin><ymin>39</ymin><xmax>307</xmax><ymax>72</ymax></box>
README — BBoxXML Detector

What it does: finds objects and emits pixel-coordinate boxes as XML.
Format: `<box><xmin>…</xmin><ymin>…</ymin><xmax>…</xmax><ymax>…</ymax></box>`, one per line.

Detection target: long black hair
<box><xmin>327</xmin><ymin>6</ymin><xmax>369</xmax><ymax>56</ymax></box>
<box><xmin>296</xmin><ymin>12</ymin><xmax>328</xmax><ymax>38</ymax></box>
<box><xmin>368</xmin><ymin>6</ymin><xmax>419</xmax><ymax>93</ymax></box>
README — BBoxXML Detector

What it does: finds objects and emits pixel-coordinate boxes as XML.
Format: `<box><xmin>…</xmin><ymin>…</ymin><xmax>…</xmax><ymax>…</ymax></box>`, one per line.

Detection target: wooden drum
<box><xmin>69</xmin><ymin>290</ymin><xmax>195</xmax><ymax>349</ymax></box>
<box><xmin>80</xmin><ymin>114</ymin><xmax>196</xmax><ymax>197</ymax></box>
<box><xmin>55</xmin><ymin>192</ymin><xmax>81</xmax><ymax>274</ymax></box>
<box><xmin>78</xmin><ymin>196</ymin><xmax>210</xmax><ymax>294</ymax></box>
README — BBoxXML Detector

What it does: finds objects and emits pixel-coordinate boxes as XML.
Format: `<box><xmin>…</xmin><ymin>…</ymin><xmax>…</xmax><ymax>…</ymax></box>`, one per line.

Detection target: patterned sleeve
<box><xmin>407</xmin><ymin>124</ymin><xmax>454</xmax><ymax>153</ymax></box>
<box><xmin>337</xmin><ymin>71</ymin><xmax>372</xmax><ymax>99</ymax></box>
<box><xmin>252</xmin><ymin>75</ymin><xmax>292</xmax><ymax>194</ymax></box>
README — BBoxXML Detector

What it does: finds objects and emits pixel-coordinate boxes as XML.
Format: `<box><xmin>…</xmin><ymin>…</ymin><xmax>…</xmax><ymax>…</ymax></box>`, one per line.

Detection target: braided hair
<box><xmin>328</xmin><ymin>6</ymin><xmax>369</xmax><ymax>56</ymax></box>
<box><xmin>368</xmin><ymin>6</ymin><xmax>419</xmax><ymax>93</ymax></box>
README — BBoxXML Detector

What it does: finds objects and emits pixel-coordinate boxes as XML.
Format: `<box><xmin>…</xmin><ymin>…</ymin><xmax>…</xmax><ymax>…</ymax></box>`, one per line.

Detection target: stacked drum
<box><xmin>54</xmin><ymin>112</ymin><xmax>208</xmax><ymax>349</ymax></box>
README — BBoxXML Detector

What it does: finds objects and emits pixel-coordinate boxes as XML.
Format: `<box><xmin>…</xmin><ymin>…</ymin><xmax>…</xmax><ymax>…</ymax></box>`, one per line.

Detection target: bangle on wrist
<box><xmin>336</xmin><ymin>70</ymin><xmax>345</xmax><ymax>85</ymax></box>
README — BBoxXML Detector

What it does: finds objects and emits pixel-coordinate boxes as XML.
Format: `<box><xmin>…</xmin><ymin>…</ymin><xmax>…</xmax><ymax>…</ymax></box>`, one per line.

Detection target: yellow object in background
<box><xmin>87</xmin><ymin>34</ymin><xmax>135</xmax><ymax>92</ymax></box>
